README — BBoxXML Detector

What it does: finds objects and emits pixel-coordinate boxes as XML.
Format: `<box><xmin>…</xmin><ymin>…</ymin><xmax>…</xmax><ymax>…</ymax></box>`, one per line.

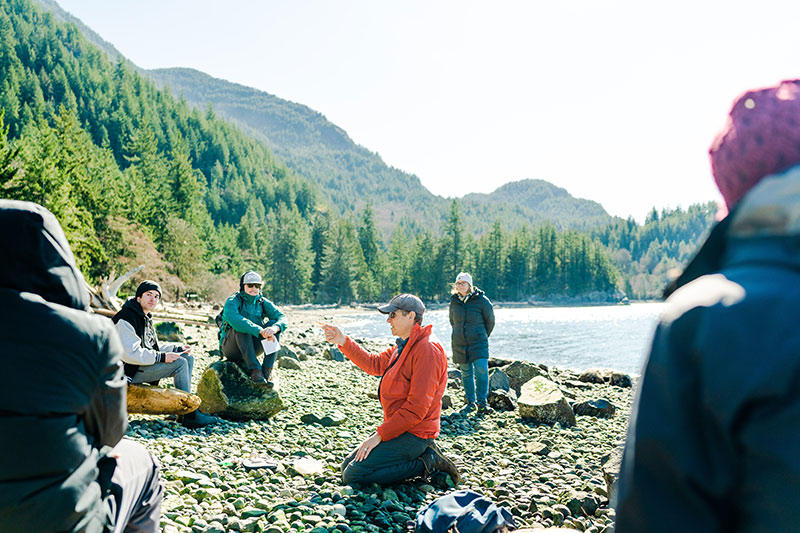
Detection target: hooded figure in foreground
<box><xmin>0</xmin><ymin>200</ymin><xmax>162</xmax><ymax>532</ymax></box>
<box><xmin>615</xmin><ymin>80</ymin><xmax>800</xmax><ymax>531</ymax></box>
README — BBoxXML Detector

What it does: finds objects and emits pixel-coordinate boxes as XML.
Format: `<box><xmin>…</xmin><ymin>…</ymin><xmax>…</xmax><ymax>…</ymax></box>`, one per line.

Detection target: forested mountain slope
<box><xmin>6</xmin><ymin>0</ymin><xmax>717</xmax><ymax>302</ymax></box>
<box><xmin>145</xmin><ymin>67</ymin><xmax>614</xmax><ymax>235</ymax></box>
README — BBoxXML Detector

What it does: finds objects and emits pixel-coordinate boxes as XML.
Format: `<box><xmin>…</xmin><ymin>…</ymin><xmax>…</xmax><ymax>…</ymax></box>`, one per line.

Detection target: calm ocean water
<box><xmin>336</xmin><ymin>303</ymin><xmax>664</xmax><ymax>375</ymax></box>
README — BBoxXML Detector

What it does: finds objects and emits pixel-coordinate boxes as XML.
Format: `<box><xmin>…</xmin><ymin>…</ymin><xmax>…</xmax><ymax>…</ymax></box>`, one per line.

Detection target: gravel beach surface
<box><xmin>132</xmin><ymin>304</ymin><xmax>632</xmax><ymax>532</ymax></box>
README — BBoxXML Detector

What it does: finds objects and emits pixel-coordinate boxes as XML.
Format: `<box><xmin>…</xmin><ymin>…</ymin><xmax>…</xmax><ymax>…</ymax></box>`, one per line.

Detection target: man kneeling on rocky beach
<box><xmin>321</xmin><ymin>293</ymin><xmax>460</xmax><ymax>486</ymax></box>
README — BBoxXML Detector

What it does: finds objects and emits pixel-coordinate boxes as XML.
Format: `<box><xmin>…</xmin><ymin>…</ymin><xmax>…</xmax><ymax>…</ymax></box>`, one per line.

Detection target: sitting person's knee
<box><xmin>341</xmin><ymin>463</ymin><xmax>367</xmax><ymax>486</ymax></box>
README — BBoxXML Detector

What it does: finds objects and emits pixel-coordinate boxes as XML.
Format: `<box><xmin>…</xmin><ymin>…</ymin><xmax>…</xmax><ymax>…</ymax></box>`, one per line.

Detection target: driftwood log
<box><xmin>127</xmin><ymin>384</ymin><xmax>201</xmax><ymax>415</ymax></box>
<box><xmin>88</xmin><ymin>265</ymin><xmax>144</xmax><ymax>312</ymax></box>
<box><xmin>92</xmin><ymin>307</ymin><xmax>211</xmax><ymax>327</ymax></box>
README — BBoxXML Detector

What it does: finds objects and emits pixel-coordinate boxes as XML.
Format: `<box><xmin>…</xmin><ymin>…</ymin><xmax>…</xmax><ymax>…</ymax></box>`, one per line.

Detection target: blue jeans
<box><xmin>131</xmin><ymin>353</ymin><xmax>193</xmax><ymax>393</ymax></box>
<box><xmin>459</xmin><ymin>358</ymin><xmax>489</xmax><ymax>406</ymax></box>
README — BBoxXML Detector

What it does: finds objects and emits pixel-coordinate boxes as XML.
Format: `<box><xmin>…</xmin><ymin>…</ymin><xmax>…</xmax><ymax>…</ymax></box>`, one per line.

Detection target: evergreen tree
<box><xmin>504</xmin><ymin>227</ymin><xmax>530</xmax><ymax>300</ymax></box>
<box><xmin>310</xmin><ymin>210</ymin><xmax>331</xmax><ymax>298</ymax></box>
<box><xmin>412</xmin><ymin>231</ymin><xmax>439</xmax><ymax>300</ymax></box>
<box><xmin>357</xmin><ymin>204</ymin><xmax>385</xmax><ymax>285</ymax></box>
<box><xmin>122</xmin><ymin>121</ymin><xmax>169</xmax><ymax>233</ymax></box>
<box><xmin>441</xmin><ymin>199</ymin><xmax>463</xmax><ymax>285</ymax></box>
<box><xmin>0</xmin><ymin>109</ymin><xmax>20</xmax><ymax>187</ymax></box>
<box><xmin>320</xmin><ymin>219</ymin><xmax>357</xmax><ymax>304</ymax></box>
<box><xmin>162</xmin><ymin>216</ymin><xmax>204</xmax><ymax>298</ymax></box>
<box><xmin>535</xmin><ymin>223</ymin><xmax>558</xmax><ymax>296</ymax></box>
<box><xmin>267</xmin><ymin>205</ymin><xmax>312</xmax><ymax>303</ymax></box>
<box><xmin>384</xmin><ymin>226</ymin><xmax>411</xmax><ymax>297</ymax></box>
<box><xmin>478</xmin><ymin>221</ymin><xmax>504</xmax><ymax>298</ymax></box>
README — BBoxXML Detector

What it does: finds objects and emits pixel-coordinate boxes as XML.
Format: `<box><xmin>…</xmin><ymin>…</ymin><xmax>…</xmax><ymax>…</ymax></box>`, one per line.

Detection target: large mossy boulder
<box><xmin>197</xmin><ymin>361</ymin><xmax>284</xmax><ymax>420</ymax></box>
<box><xmin>502</xmin><ymin>360</ymin><xmax>547</xmax><ymax>394</ymax></box>
<box><xmin>517</xmin><ymin>376</ymin><xmax>576</xmax><ymax>427</ymax></box>
<box><xmin>154</xmin><ymin>321</ymin><xmax>185</xmax><ymax>343</ymax></box>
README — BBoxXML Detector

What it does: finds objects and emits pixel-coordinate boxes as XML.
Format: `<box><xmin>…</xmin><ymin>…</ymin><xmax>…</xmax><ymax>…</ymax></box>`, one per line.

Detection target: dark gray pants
<box><xmin>341</xmin><ymin>432</ymin><xmax>431</xmax><ymax>486</ymax></box>
<box><xmin>222</xmin><ymin>329</ymin><xmax>278</xmax><ymax>373</ymax></box>
<box><xmin>111</xmin><ymin>438</ymin><xmax>162</xmax><ymax>533</ymax></box>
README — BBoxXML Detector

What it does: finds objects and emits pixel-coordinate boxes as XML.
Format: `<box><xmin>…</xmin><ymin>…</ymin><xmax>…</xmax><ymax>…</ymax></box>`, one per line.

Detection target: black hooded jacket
<box><xmin>112</xmin><ymin>297</ymin><xmax>161</xmax><ymax>378</ymax></box>
<box><xmin>615</xmin><ymin>168</ymin><xmax>800</xmax><ymax>532</ymax></box>
<box><xmin>0</xmin><ymin>200</ymin><xmax>128</xmax><ymax>532</ymax></box>
<box><xmin>449</xmin><ymin>288</ymin><xmax>495</xmax><ymax>364</ymax></box>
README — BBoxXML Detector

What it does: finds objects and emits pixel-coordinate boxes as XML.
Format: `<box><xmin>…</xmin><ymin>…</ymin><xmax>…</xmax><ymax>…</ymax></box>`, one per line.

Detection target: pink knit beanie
<box><xmin>709</xmin><ymin>80</ymin><xmax>800</xmax><ymax>208</ymax></box>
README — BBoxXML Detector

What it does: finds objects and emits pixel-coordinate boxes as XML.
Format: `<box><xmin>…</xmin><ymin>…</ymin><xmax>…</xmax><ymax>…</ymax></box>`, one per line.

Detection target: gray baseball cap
<box><xmin>242</xmin><ymin>271</ymin><xmax>263</xmax><ymax>285</ymax></box>
<box><xmin>378</xmin><ymin>293</ymin><xmax>425</xmax><ymax>316</ymax></box>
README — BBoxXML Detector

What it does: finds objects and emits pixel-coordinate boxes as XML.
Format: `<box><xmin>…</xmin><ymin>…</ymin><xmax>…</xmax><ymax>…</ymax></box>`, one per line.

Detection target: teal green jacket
<box><xmin>220</xmin><ymin>291</ymin><xmax>287</xmax><ymax>348</ymax></box>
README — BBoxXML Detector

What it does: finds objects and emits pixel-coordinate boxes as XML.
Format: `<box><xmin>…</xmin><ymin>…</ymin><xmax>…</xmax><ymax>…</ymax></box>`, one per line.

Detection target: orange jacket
<box><xmin>339</xmin><ymin>323</ymin><xmax>448</xmax><ymax>441</ymax></box>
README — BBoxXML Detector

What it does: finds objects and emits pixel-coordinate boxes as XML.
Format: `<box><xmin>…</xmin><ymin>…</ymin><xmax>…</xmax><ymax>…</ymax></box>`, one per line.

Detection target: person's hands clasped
<box><xmin>260</xmin><ymin>326</ymin><xmax>279</xmax><ymax>340</ymax></box>
<box><xmin>320</xmin><ymin>323</ymin><xmax>346</xmax><ymax>345</ymax></box>
<box><xmin>354</xmin><ymin>432</ymin><xmax>382</xmax><ymax>462</ymax></box>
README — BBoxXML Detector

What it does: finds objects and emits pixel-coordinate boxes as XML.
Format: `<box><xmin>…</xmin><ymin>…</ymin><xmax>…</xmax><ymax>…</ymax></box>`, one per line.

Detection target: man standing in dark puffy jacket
<box><xmin>615</xmin><ymin>80</ymin><xmax>800</xmax><ymax>532</ymax></box>
<box><xmin>0</xmin><ymin>200</ymin><xmax>163</xmax><ymax>532</ymax></box>
<box><xmin>449</xmin><ymin>272</ymin><xmax>495</xmax><ymax>414</ymax></box>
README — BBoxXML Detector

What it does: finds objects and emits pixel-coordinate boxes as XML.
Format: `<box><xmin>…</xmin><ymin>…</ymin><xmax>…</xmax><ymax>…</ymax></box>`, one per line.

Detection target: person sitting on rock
<box><xmin>219</xmin><ymin>270</ymin><xmax>287</xmax><ymax>388</ymax></box>
<box><xmin>113</xmin><ymin>280</ymin><xmax>216</xmax><ymax>429</ymax></box>
<box><xmin>0</xmin><ymin>200</ymin><xmax>163</xmax><ymax>532</ymax></box>
<box><xmin>615</xmin><ymin>80</ymin><xmax>800</xmax><ymax>531</ymax></box>
<box><xmin>321</xmin><ymin>293</ymin><xmax>460</xmax><ymax>486</ymax></box>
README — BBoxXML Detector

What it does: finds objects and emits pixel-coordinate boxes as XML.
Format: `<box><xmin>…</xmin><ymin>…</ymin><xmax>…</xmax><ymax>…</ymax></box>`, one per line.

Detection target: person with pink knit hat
<box><xmin>615</xmin><ymin>80</ymin><xmax>800</xmax><ymax>532</ymax></box>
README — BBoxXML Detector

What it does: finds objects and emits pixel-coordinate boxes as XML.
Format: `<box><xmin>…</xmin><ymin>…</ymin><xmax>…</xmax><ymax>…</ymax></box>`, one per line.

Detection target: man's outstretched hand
<box><xmin>320</xmin><ymin>323</ymin><xmax>346</xmax><ymax>345</ymax></box>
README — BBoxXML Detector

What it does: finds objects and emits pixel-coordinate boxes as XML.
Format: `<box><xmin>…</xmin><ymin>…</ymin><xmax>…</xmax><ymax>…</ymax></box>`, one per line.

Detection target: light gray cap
<box><xmin>242</xmin><ymin>271</ymin><xmax>263</xmax><ymax>285</ymax></box>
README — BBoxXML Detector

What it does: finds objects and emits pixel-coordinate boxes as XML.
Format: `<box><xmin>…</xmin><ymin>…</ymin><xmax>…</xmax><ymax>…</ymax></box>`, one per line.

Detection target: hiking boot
<box><xmin>263</xmin><ymin>367</ymin><xmax>275</xmax><ymax>389</ymax></box>
<box><xmin>249</xmin><ymin>369</ymin><xmax>269</xmax><ymax>387</ymax></box>
<box><xmin>477</xmin><ymin>403</ymin><xmax>493</xmax><ymax>415</ymax></box>
<box><xmin>179</xmin><ymin>410</ymin><xmax>218</xmax><ymax>429</ymax></box>
<box><xmin>459</xmin><ymin>402</ymin><xmax>477</xmax><ymax>415</ymax></box>
<box><xmin>421</xmin><ymin>442</ymin><xmax>461</xmax><ymax>484</ymax></box>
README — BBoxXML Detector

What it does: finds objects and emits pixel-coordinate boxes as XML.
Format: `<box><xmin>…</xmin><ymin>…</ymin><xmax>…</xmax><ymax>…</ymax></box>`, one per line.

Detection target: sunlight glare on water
<box><xmin>338</xmin><ymin>303</ymin><xmax>664</xmax><ymax>375</ymax></box>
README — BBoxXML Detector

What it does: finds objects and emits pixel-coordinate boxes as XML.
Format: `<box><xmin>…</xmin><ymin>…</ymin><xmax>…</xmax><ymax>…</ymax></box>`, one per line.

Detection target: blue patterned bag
<box><xmin>414</xmin><ymin>490</ymin><xmax>516</xmax><ymax>533</ymax></box>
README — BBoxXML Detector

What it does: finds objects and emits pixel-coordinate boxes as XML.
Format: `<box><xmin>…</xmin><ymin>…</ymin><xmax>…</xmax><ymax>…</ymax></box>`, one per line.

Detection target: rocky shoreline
<box><xmin>132</xmin><ymin>304</ymin><xmax>633</xmax><ymax>532</ymax></box>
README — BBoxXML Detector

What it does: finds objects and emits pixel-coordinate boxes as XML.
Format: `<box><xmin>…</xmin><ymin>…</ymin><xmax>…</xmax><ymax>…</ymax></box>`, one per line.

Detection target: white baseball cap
<box><xmin>455</xmin><ymin>272</ymin><xmax>473</xmax><ymax>285</ymax></box>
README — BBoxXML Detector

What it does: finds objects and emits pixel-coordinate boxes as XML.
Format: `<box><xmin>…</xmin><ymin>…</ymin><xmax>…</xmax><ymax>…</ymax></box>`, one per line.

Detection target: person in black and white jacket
<box><xmin>113</xmin><ymin>280</ymin><xmax>216</xmax><ymax>428</ymax></box>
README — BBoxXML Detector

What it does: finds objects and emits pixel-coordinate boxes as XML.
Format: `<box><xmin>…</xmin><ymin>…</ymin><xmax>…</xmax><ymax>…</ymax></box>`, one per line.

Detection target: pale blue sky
<box><xmin>56</xmin><ymin>0</ymin><xmax>800</xmax><ymax>221</ymax></box>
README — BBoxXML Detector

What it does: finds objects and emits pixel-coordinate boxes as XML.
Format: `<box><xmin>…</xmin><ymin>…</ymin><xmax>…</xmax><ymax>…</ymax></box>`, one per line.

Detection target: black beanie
<box><xmin>135</xmin><ymin>280</ymin><xmax>162</xmax><ymax>299</ymax></box>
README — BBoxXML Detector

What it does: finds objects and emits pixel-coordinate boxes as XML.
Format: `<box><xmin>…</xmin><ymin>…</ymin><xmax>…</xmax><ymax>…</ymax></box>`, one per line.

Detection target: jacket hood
<box><xmin>665</xmin><ymin>163</ymin><xmax>800</xmax><ymax>298</ymax></box>
<box><xmin>0</xmin><ymin>200</ymin><xmax>89</xmax><ymax>310</ymax></box>
<box><xmin>120</xmin><ymin>297</ymin><xmax>147</xmax><ymax>317</ymax></box>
